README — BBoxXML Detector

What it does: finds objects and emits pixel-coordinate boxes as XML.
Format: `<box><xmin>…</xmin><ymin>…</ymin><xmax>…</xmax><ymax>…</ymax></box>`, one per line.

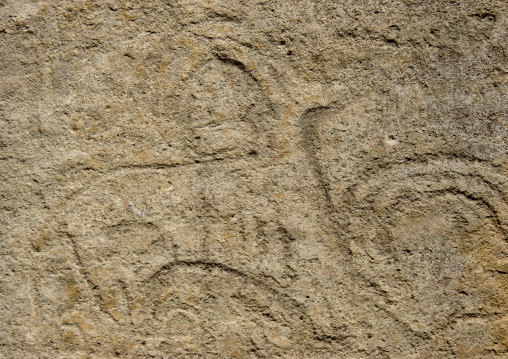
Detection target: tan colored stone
<box><xmin>1</xmin><ymin>0</ymin><xmax>507</xmax><ymax>357</ymax></box>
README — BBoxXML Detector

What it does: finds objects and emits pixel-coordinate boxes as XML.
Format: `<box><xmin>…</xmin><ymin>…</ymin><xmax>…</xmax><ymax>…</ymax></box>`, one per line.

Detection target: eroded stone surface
<box><xmin>1</xmin><ymin>1</ymin><xmax>507</xmax><ymax>358</ymax></box>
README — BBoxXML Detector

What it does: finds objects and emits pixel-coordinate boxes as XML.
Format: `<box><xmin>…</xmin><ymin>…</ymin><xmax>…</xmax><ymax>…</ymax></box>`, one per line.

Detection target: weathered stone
<box><xmin>1</xmin><ymin>0</ymin><xmax>507</xmax><ymax>357</ymax></box>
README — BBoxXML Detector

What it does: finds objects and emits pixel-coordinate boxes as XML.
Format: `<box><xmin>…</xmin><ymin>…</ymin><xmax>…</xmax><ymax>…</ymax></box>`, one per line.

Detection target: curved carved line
<box><xmin>298</xmin><ymin>106</ymin><xmax>337</xmax><ymax>213</ymax></box>
<box><xmin>297</xmin><ymin>105</ymin><xmax>508</xmax><ymax>342</ymax></box>
<box><xmin>351</xmin><ymin>165</ymin><xmax>508</xmax><ymax>235</ymax></box>
<box><xmin>59</xmin><ymin>56</ymin><xmax>281</xmax><ymax>203</ymax></box>
<box><xmin>144</xmin><ymin>259</ymin><xmax>327</xmax><ymax>337</ymax></box>
<box><xmin>207</xmin><ymin>36</ymin><xmax>293</xmax><ymax>104</ymax></box>
<box><xmin>351</xmin><ymin>159</ymin><xmax>508</xmax><ymax>202</ymax></box>
<box><xmin>297</xmin><ymin>104</ymin><xmax>352</xmax><ymax>244</ymax></box>
<box><xmin>298</xmin><ymin>112</ymin><xmax>508</xmax><ymax>232</ymax></box>
<box><xmin>356</xmin><ymin>169</ymin><xmax>507</xmax><ymax>208</ymax></box>
<box><xmin>367</xmin><ymin>188</ymin><xmax>507</xmax><ymax>240</ymax></box>
<box><xmin>296</xmin><ymin>104</ymin><xmax>506</xmax><ymax>201</ymax></box>
<box><xmin>296</xmin><ymin>105</ymin><xmax>429</xmax><ymax>341</ymax></box>
<box><xmin>352</xmin><ymin>185</ymin><xmax>508</xmax><ymax>335</ymax></box>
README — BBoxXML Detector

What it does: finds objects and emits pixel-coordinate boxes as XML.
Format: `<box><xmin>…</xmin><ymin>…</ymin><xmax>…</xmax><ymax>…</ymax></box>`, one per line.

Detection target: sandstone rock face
<box><xmin>1</xmin><ymin>1</ymin><xmax>507</xmax><ymax>358</ymax></box>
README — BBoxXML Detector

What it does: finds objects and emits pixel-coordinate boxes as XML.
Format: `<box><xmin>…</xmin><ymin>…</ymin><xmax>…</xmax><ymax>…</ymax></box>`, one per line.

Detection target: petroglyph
<box><xmin>302</xmin><ymin>101</ymin><xmax>508</xmax><ymax>355</ymax></box>
<box><xmin>137</xmin><ymin>261</ymin><xmax>315</xmax><ymax>357</ymax></box>
<box><xmin>2</xmin><ymin>1</ymin><xmax>508</xmax><ymax>358</ymax></box>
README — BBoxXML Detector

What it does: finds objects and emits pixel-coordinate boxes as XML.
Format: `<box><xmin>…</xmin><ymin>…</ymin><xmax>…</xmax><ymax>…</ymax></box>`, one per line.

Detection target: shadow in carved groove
<box><xmin>63</xmin><ymin>164</ymin><xmax>339</xmax><ymax>346</ymax></box>
<box><xmin>173</xmin><ymin>53</ymin><xmax>274</xmax><ymax>162</ymax></box>
<box><xmin>299</xmin><ymin>104</ymin><xmax>508</xmax><ymax>353</ymax></box>
<box><xmin>134</xmin><ymin>260</ymin><xmax>316</xmax><ymax>357</ymax></box>
<box><xmin>60</xmin><ymin>50</ymin><xmax>341</xmax><ymax>355</ymax></box>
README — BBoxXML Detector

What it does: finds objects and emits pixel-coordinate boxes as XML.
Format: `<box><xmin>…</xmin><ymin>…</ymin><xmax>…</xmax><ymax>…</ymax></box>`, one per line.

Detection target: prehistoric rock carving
<box><xmin>62</xmin><ymin>49</ymin><xmax>335</xmax><ymax>354</ymax></box>
<box><xmin>301</xmin><ymin>102</ymin><xmax>508</xmax><ymax>353</ymax></box>
<box><xmin>136</xmin><ymin>261</ymin><xmax>315</xmax><ymax>358</ymax></box>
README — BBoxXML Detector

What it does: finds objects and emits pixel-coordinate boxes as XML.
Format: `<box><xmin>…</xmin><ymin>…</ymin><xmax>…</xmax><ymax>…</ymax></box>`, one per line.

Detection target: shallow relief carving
<box><xmin>300</xmin><ymin>97</ymin><xmax>508</xmax><ymax>352</ymax></box>
<box><xmin>61</xmin><ymin>43</ymin><xmax>338</xmax><ymax>356</ymax></box>
<box><xmin>56</xmin><ymin>27</ymin><xmax>508</xmax><ymax>354</ymax></box>
<box><xmin>4</xmin><ymin>1</ymin><xmax>507</xmax><ymax>357</ymax></box>
<box><xmin>57</xmin><ymin>55</ymin><xmax>508</xmax><ymax>354</ymax></box>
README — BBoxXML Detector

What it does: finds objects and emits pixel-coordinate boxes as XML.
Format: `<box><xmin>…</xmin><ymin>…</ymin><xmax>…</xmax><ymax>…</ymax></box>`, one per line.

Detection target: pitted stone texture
<box><xmin>1</xmin><ymin>0</ymin><xmax>507</xmax><ymax>358</ymax></box>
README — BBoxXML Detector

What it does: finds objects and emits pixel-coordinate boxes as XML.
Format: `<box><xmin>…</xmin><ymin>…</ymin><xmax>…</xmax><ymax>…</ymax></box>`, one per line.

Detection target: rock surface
<box><xmin>1</xmin><ymin>0</ymin><xmax>507</xmax><ymax>358</ymax></box>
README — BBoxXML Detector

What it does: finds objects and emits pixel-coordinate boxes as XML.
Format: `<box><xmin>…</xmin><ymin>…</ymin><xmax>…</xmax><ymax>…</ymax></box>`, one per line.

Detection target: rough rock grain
<box><xmin>1</xmin><ymin>1</ymin><xmax>507</xmax><ymax>358</ymax></box>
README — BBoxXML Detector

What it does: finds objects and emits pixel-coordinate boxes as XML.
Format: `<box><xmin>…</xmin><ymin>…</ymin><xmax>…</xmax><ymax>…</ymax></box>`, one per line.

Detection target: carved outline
<box><xmin>351</xmin><ymin>166</ymin><xmax>508</xmax><ymax>339</ymax></box>
<box><xmin>142</xmin><ymin>259</ymin><xmax>340</xmax><ymax>343</ymax></box>
<box><xmin>296</xmin><ymin>104</ymin><xmax>508</xmax><ymax>344</ymax></box>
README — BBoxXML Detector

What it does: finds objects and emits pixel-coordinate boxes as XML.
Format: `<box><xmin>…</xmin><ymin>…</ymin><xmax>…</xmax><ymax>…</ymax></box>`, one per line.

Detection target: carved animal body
<box><xmin>1</xmin><ymin>1</ymin><xmax>507</xmax><ymax>358</ymax></box>
<box><xmin>61</xmin><ymin>41</ymin><xmax>508</xmax><ymax>357</ymax></box>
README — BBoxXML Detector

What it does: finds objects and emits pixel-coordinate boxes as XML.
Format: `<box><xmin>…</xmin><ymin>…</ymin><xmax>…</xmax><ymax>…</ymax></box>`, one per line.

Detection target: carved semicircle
<box><xmin>136</xmin><ymin>260</ymin><xmax>318</xmax><ymax>357</ymax></box>
<box><xmin>348</xmin><ymin>159</ymin><xmax>508</xmax><ymax>337</ymax></box>
<box><xmin>298</xmin><ymin>100</ymin><xmax>508</xmax><ymax>342</ymax></box>
<box><xmin>55</xmin><ymin>40</ymin><xmax>281</xmax><ymax>181</ymax></box>
<box><xmin>62</xmin><ymin>166</ymin><xmax>319</xmax><ymax>335</ymax></box>
<box><xmin>161</xmin><ymin>44</ymin><xmax>278</xmax><ymax>165</ymax></box>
